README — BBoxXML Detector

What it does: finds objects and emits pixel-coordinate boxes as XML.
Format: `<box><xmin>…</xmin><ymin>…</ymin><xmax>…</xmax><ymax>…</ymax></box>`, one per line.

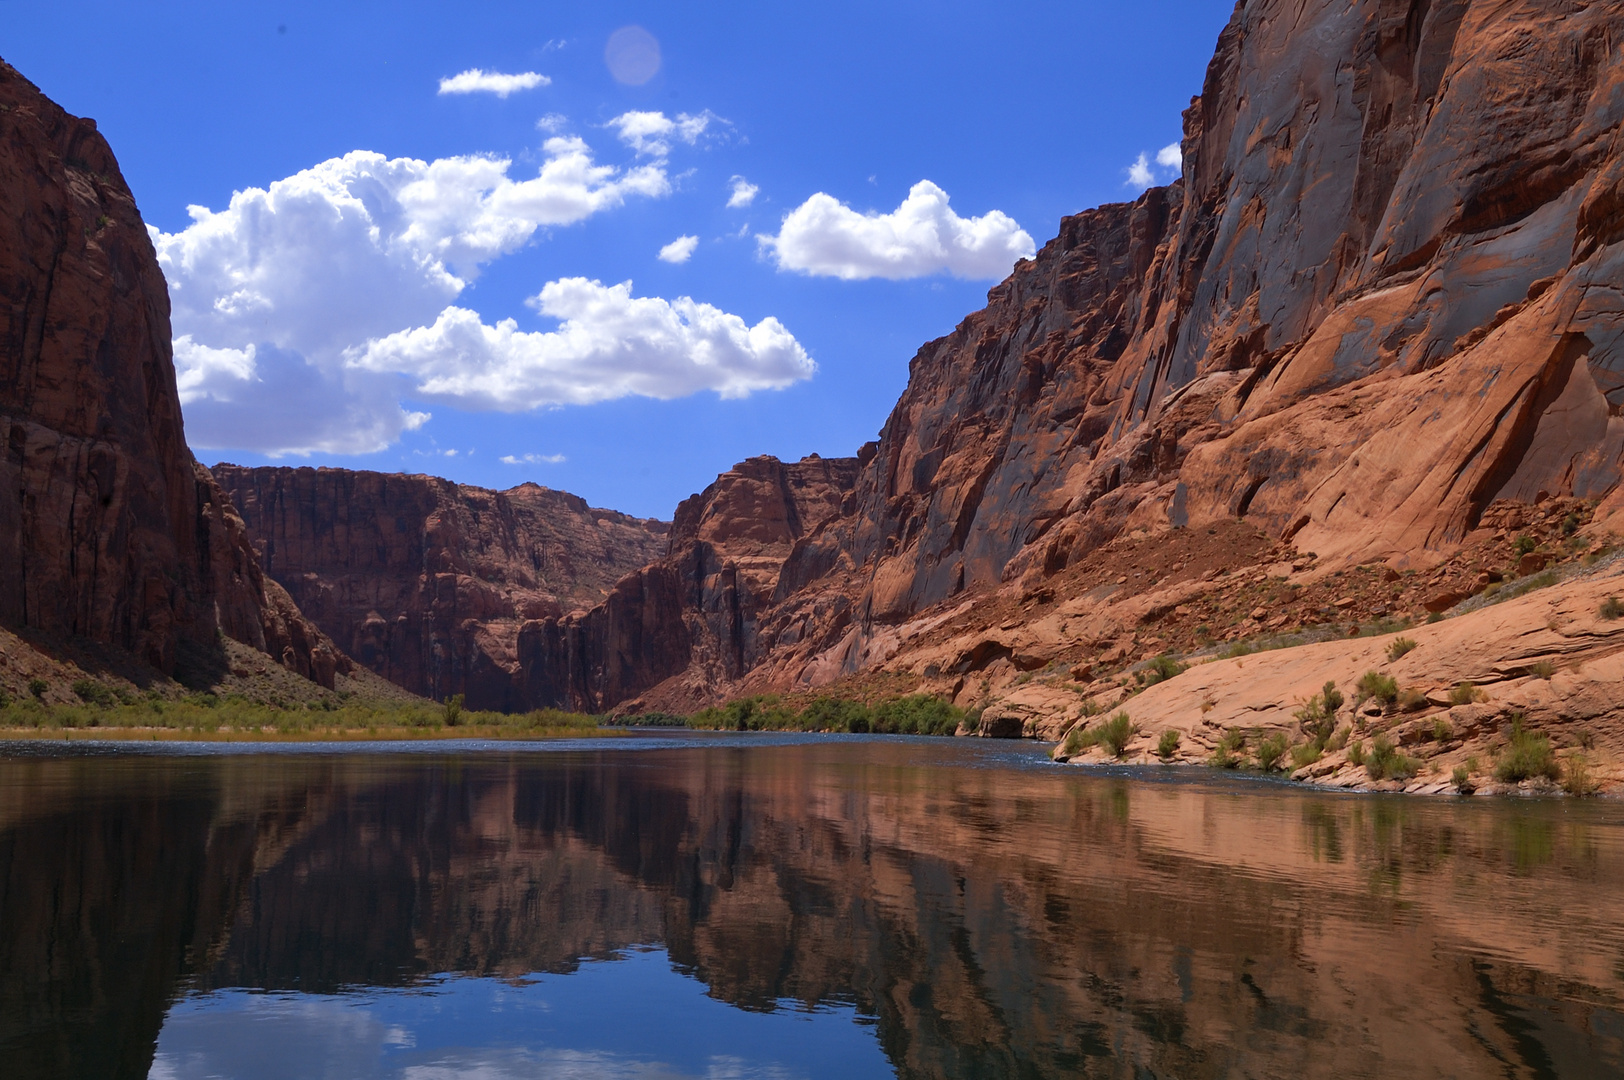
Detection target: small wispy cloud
<box><xmin>606</xmin><ymin>110</ymin><xmax>720</xmax><ymax>157</ymax></box>
<box><xmin>1126</xmin><ymin>140</ymin><xmax>1183</xmax><ymax>190</ymax></box>
<box><xmin>726</xmin><ymin>176</ymin><xmax>758</xmax><ymax>208</ymax></box>
<box><xmin>501</xmin><ymin>453</ymin><xmax>566</xmax><ymax>465</ymax></box>
<box><xmin>535</xmin><ymin>113</ymin><xmax>568</xmax><ymax>133</ymax></box>
<box><xmin>438</xmin><ymin>69</ymin><xmax>550</xmax><ymax>98</ymax></box>
<box><xmin>658</xmin><ymin>235</ymin><xmax>699</xmax><ymax>264</ymax></box>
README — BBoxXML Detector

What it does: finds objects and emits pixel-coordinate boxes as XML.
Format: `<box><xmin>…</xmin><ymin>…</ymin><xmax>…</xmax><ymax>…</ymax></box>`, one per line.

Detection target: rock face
<box><xmin>588</xmin><ymin>0</ymin><xmax>1624</xmax><ymax>713</ymax></box>
<box><xmin>0</xmin><ymin>60</ymin><xmax>344</xmax><ymax>685</ymax></box>
<box><xmin>211</xmin><ymin>465</ymin><xmax>670</xmax><ymax>709</ymax></box>
<box><xmin>517</xmin><ymin>455</ymin><xmax>859</xmax><ymax>711</ymax></box>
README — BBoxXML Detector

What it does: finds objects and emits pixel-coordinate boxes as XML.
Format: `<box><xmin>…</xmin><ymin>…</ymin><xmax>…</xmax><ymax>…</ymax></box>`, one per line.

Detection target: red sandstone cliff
<box><xmin>210</xmin><ymin>465</ymin><xmax>671</xmax><ymax>710</ymax></box>
<box><xmin>531</xmin><ymin>0</ymin><xmax>1624</xmax><ymax>715</ymax></box>
<box><xmin>0</xmin><ymin>60</ymin><xmax>344</xmax><ymax>686</ymax></box>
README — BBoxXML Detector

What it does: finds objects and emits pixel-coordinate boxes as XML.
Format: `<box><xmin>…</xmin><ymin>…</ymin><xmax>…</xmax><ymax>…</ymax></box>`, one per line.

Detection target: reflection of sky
<box><xmin>149</xmin><ymin>949</ymin><xmax>891</xmax><ymax>1079</ymax></box>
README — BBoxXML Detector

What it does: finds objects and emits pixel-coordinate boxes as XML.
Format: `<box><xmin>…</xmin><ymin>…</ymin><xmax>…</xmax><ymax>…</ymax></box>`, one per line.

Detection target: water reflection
<box><xmin>1</xmin><ymin>738</ymin><xmax>1623</xmax><ymax>1079</ymax></box>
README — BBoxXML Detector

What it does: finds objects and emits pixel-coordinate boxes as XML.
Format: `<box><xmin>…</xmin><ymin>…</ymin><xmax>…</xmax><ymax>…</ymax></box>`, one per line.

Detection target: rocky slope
<box><xmin>0</xmin><ymin>60</ymin><xmax>346</xmax><ymax>690</ymax></box>
<box><xmin>211</xmin><ymin>465</ymin><xmax>670</xmax><ymax>710</ymax></box>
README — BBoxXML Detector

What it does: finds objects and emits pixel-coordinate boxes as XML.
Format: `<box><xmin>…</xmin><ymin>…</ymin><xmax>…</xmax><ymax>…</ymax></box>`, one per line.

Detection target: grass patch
<box><xmin>1563</xmin><ymin>754</ymin><xmax>1599</xmax><ymax>796</ymax></box>
<box><xmin>1528</xmin><ymin>659</ymin><xmax>1557</xmax><ymax>680</ymax></box>
<box><xmin>1209</xmin><ymin>727</ymin><xmax>1248</xmax><ymax>769</ymax></box>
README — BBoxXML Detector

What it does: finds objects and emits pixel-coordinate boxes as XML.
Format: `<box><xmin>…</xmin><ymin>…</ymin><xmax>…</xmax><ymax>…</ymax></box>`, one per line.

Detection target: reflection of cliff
<box><xmin>3</xmin><ymin>750</ymin><xmax>1622</xmax><ymax>1079</ymax></box>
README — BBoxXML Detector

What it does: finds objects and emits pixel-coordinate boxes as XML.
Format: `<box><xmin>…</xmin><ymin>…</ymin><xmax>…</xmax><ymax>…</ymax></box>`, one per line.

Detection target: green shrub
<box><xmin>1397</xmin><ymin>686</ymin><xmax>1429</xmax><ymax>712</ymax></box>
<box><xmin>1139</xmin><ymin>654</ymin><xmax>1188</xmax><ymax>686</ymax></box>
<box><xmin>1452</xmin><ymin>764</ymin><xmax>1473</xmax><ymax>792</ymax></box>
<box><xmin>873</xmin><ymin>695</ymin><xmax>963</xmax><ymax>735</ymax></box>
<box><xmin>442</xmin><ymin>693</ymin><xmax>463</xmax><ymax>727</ymax></box>
<box><xmin>1562</xmin><ymin>513</ymin><xmax>1581</xmax><ymax>537</ymax></box>
<box><xmin>1098</xmin><ymin>712</ymin><xmax>1138</xmax><ymax>757</ymax></box>
<box><xmin>1386</xmin><ymin>637</ymin><xmax>1417</xmax><ymax>661</ymax></box>
<box><xmin>1427</xmin><ymin>611</ymin><xmax>1445</xmax><ymax>624</ymax></box>
<box><xmin>1209</xmin><ymin>727</ymin><xmax>1247</xmax><ymax>769</ymax></box>
<box><xmin>1156</xmin><ymin>729</ymin><xmax>1181</xmax><ymax>759</ymax></box>
<box><xmin>1321</xmin><ymin>681</ymin><xmax>1345</xmax><ymax>714</ymax></box>
<box><xmin>1563</xmin><ymin>754</ymin><xmax>1599</xmax><ymax>796</ymax></box>
<box><xmin>1326</xmin><ymin>725</ymin><xmax>1350</xmax><ymax>752</ymax></box>
<box><xmin>1601</xmin><ymin>597</ymin><xmax>1624</xmax><ymax>621</ymax></box>
<box><xmin>1431</xmin><ymin>717</ymin><xmax>1453</xmax><ymax>742</ymax></box>
<box><xmin>1256</xmin><ymin>732</ymin><xmax>1290</xmax><ymax>772</ymax></box>
<box><xmin>1365</xmin><ymin>735</ymin><xmax>1418</xmax><ymax>781</ymax></box>
<box><xmin>1223</xmin><ymin>642</ymin><xmax>1255</xmax><ymax>659</ymax></box>
<box><xmin>1495</xmin><ymin>722</ymin><xmax>1559</xmax><ymax>783</ymax></box>
<box><xmin>1529</xmin><ymin>659</ymin><xmax>1556</xmax><ymax>680</ymax></box>
<box><xmin>1290</xmin><ymin>741</ymin><xmax>1323</xmax><ymax>769</ymax></box>
<box><xmin>1294</xmin><ymin>682</ymin><xmax>1342</xmax><ymax>743</ymax></box>
<box><xmin>1347</xmin><ymin>740</ymin><xmax>1366</xmax><ymax>767</ymax></box>
<box><xmin>1356</xmin><ymin>671</ymin><xmax>1399</xmax><ymax>707</ymax></box>
<box><xmin>1447</xmin><ymin>681</ymin><xmax>1481</xmax><ymax>706</ymax></box>
<box><xmin>1512</xmin><ymin>534</ymin><xmax>1537</xmax><ymax>557</ymax></box>
<box><xmin>71</xmin><ymin>679</ymin><xmax>115</xmax><ymax>706</ymax></box>
<box><xmin>28</xmin><ymin>678</ymin><xmax>47</xmax><ymax>699</ymax></box>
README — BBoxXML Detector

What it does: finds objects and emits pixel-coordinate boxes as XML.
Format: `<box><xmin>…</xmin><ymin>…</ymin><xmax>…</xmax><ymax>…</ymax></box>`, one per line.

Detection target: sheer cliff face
<box><xmin>0</xmin><ymin>60</ymin><xmax>340</xmax><ymax>681</ymax></box>
<box><xmin>210</xmin><ymin>465</ymin><xmax>671</xmax><ymax>710</ymax></box>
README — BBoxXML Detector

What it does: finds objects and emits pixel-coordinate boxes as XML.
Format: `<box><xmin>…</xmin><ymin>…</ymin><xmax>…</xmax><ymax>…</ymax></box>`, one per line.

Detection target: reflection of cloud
<box><xmin>402</xmin><ymin>1048</ymin><xmax>691</xmax><ymax>1079</ymax></box>
<box><xmin>150</xmin><ymin>994</ymin><xmax>406</xmax><ymax>1080</ymax></box>
<box><xmin>605</xmin><ymin>26</ymin><xmax>661</xmax><ymax>85</ymax></box>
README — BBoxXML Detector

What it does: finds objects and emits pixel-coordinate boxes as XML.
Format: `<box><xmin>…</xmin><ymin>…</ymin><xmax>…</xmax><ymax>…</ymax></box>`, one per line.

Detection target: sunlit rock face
<box><xmin>521</xmin><ymin>0</ymin><xmax>1624</xmax><ymax>710</ymax></box>
<box><xmin>0</xmin><ymin>61</ymin><xmax>341</xmax><ymax>682</ymax></box>
<box><xmin>211</xmin><ymin>464</ymin><xmax>673</xmax><ymax>710</ymax></box>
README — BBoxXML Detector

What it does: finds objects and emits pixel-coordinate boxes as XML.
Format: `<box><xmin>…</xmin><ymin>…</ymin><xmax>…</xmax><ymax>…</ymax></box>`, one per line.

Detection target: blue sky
<box><xmin>5</xmin><ymin>1</ymin><xmax>1233</xmax><ymax>519</ymax></box>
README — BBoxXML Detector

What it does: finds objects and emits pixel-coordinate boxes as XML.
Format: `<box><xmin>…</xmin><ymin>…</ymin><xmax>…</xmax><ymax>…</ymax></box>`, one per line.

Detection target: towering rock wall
<box><xmin>581</xmin><ymin>0</ymin><xmax>1624</xmax><ymax>710</ymax></box>
<box><xmin>211</xmin><ymin>465</ymin><xmax>671</xmax><ymax>709</ymax></box>
<box><xmin>0</xmin><ymin>59</ymin><xmax>342</xmax><ymax>683</ymax></box>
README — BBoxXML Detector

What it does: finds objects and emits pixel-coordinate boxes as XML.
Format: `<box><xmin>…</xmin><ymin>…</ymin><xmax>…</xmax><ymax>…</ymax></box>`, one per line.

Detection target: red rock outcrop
<box><xmin>518</xmin><ymin>455</ymin><xmax>859</xmax><ymax>711</ymax></box>
<box><xmin>0</xmin><ymin>59</ymin><xmax>344</xmax><ymax>686</ymax></box>
<box><xmin>211</xmin><ymin>465</ymin><xmax>671</xmax><ymax>709</ymax></box>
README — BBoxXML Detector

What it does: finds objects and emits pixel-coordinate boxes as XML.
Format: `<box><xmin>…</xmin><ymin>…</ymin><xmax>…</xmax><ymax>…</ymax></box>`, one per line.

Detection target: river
<box><xmin>1</xmin><ymin>732</ymin><xmax>1621</xmax><ymax>1078</ymax></box>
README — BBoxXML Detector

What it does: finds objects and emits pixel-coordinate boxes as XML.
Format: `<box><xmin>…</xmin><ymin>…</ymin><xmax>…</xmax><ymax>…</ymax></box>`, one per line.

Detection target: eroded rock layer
<box><xmin>210</xmin><ymin>465</ymin><xmax>671</xmax><ymax>709</ymax></box>
<box><xmin>0</xmin><ymin>60</ymin><xmax>342</xmax><ymax>684</ymax></box>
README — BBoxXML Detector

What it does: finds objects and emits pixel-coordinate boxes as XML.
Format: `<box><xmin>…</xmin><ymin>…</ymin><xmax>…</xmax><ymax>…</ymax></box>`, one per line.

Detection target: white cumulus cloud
<box><xmin>155</xmin><ymin>140</ymin><xmax>670</xmax><ymax>454</ymax></box>
<box><xmin>501</xmin><ymin>453</ymin><xmax>567</xmax><ymax>465</ymax></box>
<box><xmin>657</xmin><ymin>235</ymin><xmax>699</xmax><ymax>264</ymax></box>
<box><xmin>606</xmin><ymin>110</ymin><xmax>716</xmax><ymax>157</ymax></box>
<box><xmin>348</xmin><ymin>277</ymin><xmax>815</xmax><ymax>410</ymax></box>
<box><xmin>727</xmin><ymin>176</ymin><xmax>758</xmax><ymax>209</ymax></box>
<box><xmin>1126</xmin><ymin>140</ymin><xmax>1184</xmax><ymax>190</ymax></box>
<box><xmin>437</xmin><ymin>69</ymin><xmax>550</xmax><ymax>97</ymax></box>
<box><xmin>759</xmin><ymin>180</ymin><xmax>1034</xmax><ymax>281</ymax></box>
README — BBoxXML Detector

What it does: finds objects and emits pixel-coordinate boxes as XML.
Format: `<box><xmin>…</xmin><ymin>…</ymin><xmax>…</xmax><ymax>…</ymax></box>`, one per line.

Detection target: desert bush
<box><xmin>1326</xmin><ymin>725</ymin><xmax>1350</xmax><ymax>752</ymax></box>
<box><xmin>1563</xmin><ymin>754</ymin><xmax>1599</xmax><ymax>796</ymax></box>
<box><xmin>1494</xmin><ymin>721</ymin><xmax>1559</xmax><ymax>783</ymax></box>
<box><xmin>27</xmin><ymin>678</ymin><xmax>47</xmax><ymax>699</ymax></box>
<box><xmin>1289</xmin><ymin>741</ymin><xmax>1323</xmax><ymax>769</ymax></box>
<box><xmin>1139</xmin><ymin>654</ymin><xmax>1188</xmax><ymax>686</ymax></box>
<box><xmin>1396</xmin><ymin>687</ymin><xmax>1429</xmax><ymax>712</ymax></box>
<box><xmin>1098</xmin><ymin>712</ymin><xmax>1138</xmax><ymax>757</ymax></box>
<box><xmin>1512</xmin><ymin>534</ymin><xmax>1537</xmax><ymax>557</ymax></box>
<box><xmin>1347</xmin><ymin>740</ymin><xmax>1367</xmax><ymax>767</ymax></box>
<box><xmin>441</xmin><ymin>693</ymin><xmax>463</xmax><ymax>727</ymax></box>
<box><xmin>1257</xmin><ymin>732</ymin><xmax>1290</xmax><ymax>772</ymax></box>
<box><xmin>1431</xmin><ymin>717</ymin><xmax>1453</xmax><ymax>742</ymax></box>
<box><xmin>71</xmin><ymin>679</ymin><xmax>114</xmax><ymax>706</ymax></box>
<box><xmin>1600</xmin><ymin>597</ymin><xmax>1624</xmax><ymax>621</ymax></box>
<box><xmin>1209</xmin><ymin>727</ymin><xmax>1247</xmax><ymax>769</ymax></box>
<box><xmin>1156</xmin><ymin>729</ymin><xmax>1181</xmax><ymax>759</ymax></box>
<box><xmin>1426</xmin><ymin>611</ymin><xmax>1445</xmax><ymax>624</ymax></box>
<box><xmin>1452</xmin><ymin>764</ymin><xmax>1473</xmax><ymax>792</ymax></box>
<box><xmin>1356</xmin><ymin>671</ymin><xmax>1399</xmax><ymax>707</ymax></box>
<box><xmin>1365</xmin><ymin>734</ymin><xmax>1419</xmax><ymax>781</ymax></box>
<box><xmin>1386</xmin><ymin>637</ymin><xmax>1417</xmax><ymax>661</ymax></box>
<box><xmin>1529</xmin><ymin>659</ymin><xmax>1557</xmax><ymax>680</ymax></box>
<box><xmin>1223</xmin><ymin>642</ymin><xmax>1255</xmax><ymax>659</ymax></box>
<box><xmin>1448</xmin><ymin>681</ymin><xmax>1481</xmax><ymax>706</ymax></box>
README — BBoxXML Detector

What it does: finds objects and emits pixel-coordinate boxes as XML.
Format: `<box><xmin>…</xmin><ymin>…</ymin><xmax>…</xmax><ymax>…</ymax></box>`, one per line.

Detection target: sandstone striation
<box><xmin>211</xmin><ymin>465</ymin><xmax>671</xmax><ymax>710</ymax></box>
<box><xmin>0</xmin><ymin>59</ymin><xmax>344</xmax><ymax>687</ymax></box>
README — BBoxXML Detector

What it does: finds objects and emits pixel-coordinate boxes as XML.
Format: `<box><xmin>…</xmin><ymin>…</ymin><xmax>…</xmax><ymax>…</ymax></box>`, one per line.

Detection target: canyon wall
<box><xmin>211</xmin><ymin>465</ymin><xmax>671</xmax><ymax>710</ymax></box>
<box><xmin>0</xmin><ymin>60</ymin><xmax>342</xmax><ymax>685</ymax></box>
<box><xmin>578</xmin><ymin>0</ymin><xmax>1624</xmax><ymax>711</ymax></box>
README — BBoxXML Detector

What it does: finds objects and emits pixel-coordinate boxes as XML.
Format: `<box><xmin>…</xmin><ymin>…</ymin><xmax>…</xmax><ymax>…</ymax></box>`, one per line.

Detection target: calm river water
<box><xmin>2</xmin><ymin>732</ymin><xmax>1622</xmax><ymax>1079</ymax></box>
